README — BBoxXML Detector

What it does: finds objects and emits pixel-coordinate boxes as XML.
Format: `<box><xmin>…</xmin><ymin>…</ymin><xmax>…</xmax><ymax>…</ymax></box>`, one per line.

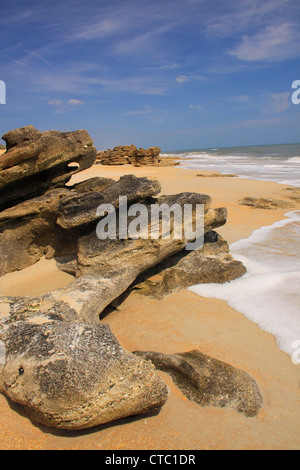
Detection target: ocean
<box><xmin>162</xmin><ymin>143</ymin><xmax>300</xmax><ymax>187</ymax></box>
<box><xmin>163</xmin><ymin>143</ymin><xmax>300</xmax><ymax>359</ymax></box>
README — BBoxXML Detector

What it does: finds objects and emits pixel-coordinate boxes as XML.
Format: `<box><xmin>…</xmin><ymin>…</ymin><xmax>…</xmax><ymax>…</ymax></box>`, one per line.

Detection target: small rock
<box><xmin>134</xmin><ymin>350</ymin><xmax>263</xmax><ymax>418</ymax></box>
<box><xmin>238</xmin><ymin>197</ymin><xmax>292</xmax><ymax>210</ymax></box>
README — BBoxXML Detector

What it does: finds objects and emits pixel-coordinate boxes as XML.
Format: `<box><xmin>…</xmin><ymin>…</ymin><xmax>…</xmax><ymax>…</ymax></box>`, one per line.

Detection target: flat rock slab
<box><xmin>57</xmin><ymin>174</ymin><xmax>162</xmax><ymax>230</ymax></box>
<box><xmin>239</xmin><ymin>197</ymin><xmax>292</xmax><ymax>210</ymax></box>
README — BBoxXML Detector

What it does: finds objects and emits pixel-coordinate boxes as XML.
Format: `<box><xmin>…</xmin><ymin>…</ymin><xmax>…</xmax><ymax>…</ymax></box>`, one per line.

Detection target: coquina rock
<box><xmin>13</xmin><ymin>193</ymin><xmax>227</xmax><ymax>324</ymax></box>
<box><xmin>98</xmin><ymin>145</ymin><xmax>161</xmax><ymax>166</ymax></box>
<box><xmin>56</xmin><ymin>174</ymin><xmax>162</xmax><ymax>230</ymax></box>
<box><xmin>132</xmin><ymin>232</ymin><xmax>247</xmax><ymax>299</ymax></box>
<box><xmin>0</xmin><ymin>126</ymin><xmax>97</xmax><ymax>211</ymax></box>
<box><xmin>0</xmin><ymin>188</ymin><xmax>78</xmax><ymax>277</ymax></box>
<box><xmin>134</xmin><ymin>350</ymin><xmax>263</xmax><ymax>418</ymax></box>
<box><xmin>0</xmin><ymin>126</ymin><xmax>256</xmax><ymax>431</ymax></box>
<box><xmin>0</xmin><ymin>313</ymin><xmax>168</xmax><ymax>430</ymax></box>
<box><xmin>238</xmin><ymin>196</ymin><xmax>292</xmax><ymax>210</ymax></box>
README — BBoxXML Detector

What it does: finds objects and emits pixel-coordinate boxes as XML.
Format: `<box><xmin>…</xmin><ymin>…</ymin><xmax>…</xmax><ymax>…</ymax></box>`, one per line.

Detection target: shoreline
<box><xmin>0</xmin><ymin>159</ymin><xmax>300</xmax><ymax>449</ymax></box>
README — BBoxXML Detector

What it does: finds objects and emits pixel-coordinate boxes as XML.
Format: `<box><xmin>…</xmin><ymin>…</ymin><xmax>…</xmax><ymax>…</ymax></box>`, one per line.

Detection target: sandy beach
<box><xmin>0</xmin><ymin>158</ymin><xmax>300</xmax><ymax>450</ymax></box>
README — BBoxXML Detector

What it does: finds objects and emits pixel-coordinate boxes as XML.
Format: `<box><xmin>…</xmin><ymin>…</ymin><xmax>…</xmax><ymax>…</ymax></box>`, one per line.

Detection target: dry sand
<box><xmin>0</xmin><ymin>162</ymin><xmax>300</xmax><ymax>450</ymax></box>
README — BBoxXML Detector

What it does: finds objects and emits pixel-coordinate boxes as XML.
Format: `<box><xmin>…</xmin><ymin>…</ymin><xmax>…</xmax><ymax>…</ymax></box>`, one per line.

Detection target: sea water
<box><xmin>188</xmin><ymin>211</ymin><xmax>300</xmax><ymax>358</ymax></box>
<box><xmin>161</xmin><ymin>143</ymin><xmax>300</xmax><ymax>358</ymax></box>
<box><xmin>162</xmin><ymin>143</ymin><xmax>300</xmax><ymax>187</ymax></box>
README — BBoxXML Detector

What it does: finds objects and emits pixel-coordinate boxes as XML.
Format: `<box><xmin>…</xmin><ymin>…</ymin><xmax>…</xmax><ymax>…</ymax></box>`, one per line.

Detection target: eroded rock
<box><xmin>0</xmin><ymin>318</ymin><xmax>168</xmax><ymax>430</ymax></box>
<box><xmin>0</xmin><ymin>126</ymin><xmax>251</xmax><ymax>431</ymax></box>
<box><xmin>133</xmin><ymin>232</ymin><xmax>247</xmax><ymax>298</ymax></box>
<box><xmin>0</xmin><ymin>126</ymin><xmax>97</xmax><ymax>210</ymax></box>
<box><xmin>56</xmin><ymin>175</ymin><xmax>162</xmax><ymax>230</ymax></box>
<box><xmin>239</xmin><ymin>196</ymin><xmax>292</xmax><ymax>210</ymax></box>
<box><xmin>0</xmin><ymin>188</ymin><xmax>78</xmax><ymax>277</ymax></box>
<box><xmin>134</xmin><ymin>350</ymin><xmax>263</xmax><ymax>418</ymax></box>
<box><xmin>98</xmin><ymin>145</ymin><xmax>161</xmax><ymax>166</ymax></box>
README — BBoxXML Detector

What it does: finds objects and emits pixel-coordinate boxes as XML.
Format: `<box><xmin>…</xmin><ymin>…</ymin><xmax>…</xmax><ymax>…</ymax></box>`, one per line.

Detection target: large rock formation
<box><xmin>0</xmin><ymin>126</ymin><xmax>261</xmax><ymax>430</ymax></box>
<box><xmin>97</xmin><ymin>145</ymin><xmax>161</xmax><ymax>166</ymax></box>
<box><xmin>0</xmin><ymin>125</ymin><xmax>97</xmax><ymax>211</ymax></box>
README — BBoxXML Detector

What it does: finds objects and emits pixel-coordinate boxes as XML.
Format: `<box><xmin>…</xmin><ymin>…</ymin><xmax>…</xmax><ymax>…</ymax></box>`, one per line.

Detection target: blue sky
<box><xmin>0</xmin><ymin>0</ymin><xmax>299</xmax><ymax>150</ymax></box>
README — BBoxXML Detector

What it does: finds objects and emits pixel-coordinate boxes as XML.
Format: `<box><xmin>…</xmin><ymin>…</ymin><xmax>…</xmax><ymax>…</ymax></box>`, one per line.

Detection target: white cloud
<box><xmin>176</xmin><ymin>75</ymin><xmax>189</xmax><ymax>84</ymax></box>
<box><xmin>48</xmin><ymin>98</ymin><xmax>84</xmax><ymax>109</ymax></box>
<box><xmin>228</xmin><ymin>23</ymin><xmax>300</xmax><ymax>62</ymax></box>
<box><xmin>176</xmin><ymin>74</ymin><xmax>206</xmax><ymax>84</ymax></box>
<box><xmin>88</xmin><ymin>76</ymin><xmax>167</xmax><ymax>95</ymax></box>
<box><xmin>269</xmin><ymin>92</ymin><xmax>291</xmax><ymax>112</ymax></box>
<box><xmin>143</xmin><ymin>63</ymin><xmax>181</xmax><ymax>71</ymax></box>
<box><xmin>71</xmin><ymin>18</ymin><xmax>124</xmax><ymax>40</ymax></box>
<box><xmin>68</xmin><ymin>99</ymin><xmax>84</xmax><ymax>105</ymax></box>
<box><xmin>206</xmin><ymin>0</ymin><xmax>291</xmax><ymax>37</ymax></box>
<box><xmin>48</xmin><ymin>99</ymin><xmax>62</xmax><ymax>106</ymax></box>
<box><xmin>189</xmin><ymin>104</ymin><xmax>203</xmax><ymax>110</ymax></box>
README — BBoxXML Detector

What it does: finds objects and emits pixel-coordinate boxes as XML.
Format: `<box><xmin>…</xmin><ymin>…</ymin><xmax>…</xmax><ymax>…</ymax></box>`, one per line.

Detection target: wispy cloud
<box><xmin>30</xmin><ymin>62</ymin><xmax>102</xmax><ymax>93</ymax></box>
<box><xmin>237</xmin><ymin>117</ymin><xmax>285</xmax><ymax>128</ymax></box>
<box><xmin>232</xmin><ymin>95</ymin><xmax>252</xmax><ymax>104</ymax></box>
<box><xmin>189</xmin><ymin>104</ymin><xmax>204</xmax><ymax>110</ymax></box>
<box><xmin>48</xmin><ymin>99</ymin><xmax>62</xmax><ymax>106</ymax></box>
<box><xmin>176</xmin><ymin>74</ymin><xmax>206</xmax><ymax>84</ymax></box>
<box><xmin>228</xmin><ymin>23</ymin><xmax>300</xmax><ymax>62</ymax></box>
<box><xmin>206</xmin><ymin>0</ymin><xmax>291</xmax><ymax>37</ymax></box>
<box><xmin>123</xmin><ymin>107</ymin><xmax>161</xmax><ymax>116</ymax></box>
<box><xmin>87</xmin><ymin>76</ymin><xmax>168</xmax><ymax>95</ymax></box>
<box><xmin>263</xmin><ymin>91</ymin><xmax>291</xmax><ymax>113</ymax></box>
<box><xmin>112</xmin><ymin>24</ymin><xmax>175</xmax><ymax>59</ymax></box>
<box><xmin>143</xmin><ymin>63</ymin><xmax>181</xmax><ymax>71</ymax></box>
<box><xmin>23</xmin><ymin>49</ymin><xmax>56</xmax><ymax>69</ymax></box>
<box><xmin>48</xmin><ymin>98</ymin><xmax>85</xmax><ymax>113</ymax></box>
<box><xmin>176</xmin><ymin>75</ymin><xmax>189</xmax><ymax>84</ymax></box>
<box><xmin>68</xmin><ymin>99</ymin><xmax>84</xmax><ymax>105</ymax></box>
<box><xmin>70</xmin><ymin>18</ymin><xmax>125</xmax><ymax>41</ymax></box>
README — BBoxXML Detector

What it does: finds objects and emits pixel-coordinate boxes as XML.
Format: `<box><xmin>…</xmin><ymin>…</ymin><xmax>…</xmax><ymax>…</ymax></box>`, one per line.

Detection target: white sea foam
<box><xmin>188</xmin><ymin>211</ymin><xmax>300</xmax><ymax>358</ymax></box>
<box><xmin>165</xmin><ymin>145</ymin><xmax>300</xmax><ymax>187</ymax></box>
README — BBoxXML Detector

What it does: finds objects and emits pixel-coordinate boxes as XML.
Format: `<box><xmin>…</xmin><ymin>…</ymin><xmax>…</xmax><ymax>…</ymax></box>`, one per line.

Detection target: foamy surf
<box><xmin>163</xmin><ymin>143</ymin><xmax>300</xmax><ymax>187</ymax></box>
<box><xmin>188</xmin><ymin>211</ymin><xmax>300</xmax><ymax>358</ymax></box>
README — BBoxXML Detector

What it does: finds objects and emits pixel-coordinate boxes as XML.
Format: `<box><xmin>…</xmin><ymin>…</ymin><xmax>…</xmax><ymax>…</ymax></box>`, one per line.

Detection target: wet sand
<box><xmin>0</xmin><ymin>161</ymin><xmax>300</xmax><ymax>450</ymax></box>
